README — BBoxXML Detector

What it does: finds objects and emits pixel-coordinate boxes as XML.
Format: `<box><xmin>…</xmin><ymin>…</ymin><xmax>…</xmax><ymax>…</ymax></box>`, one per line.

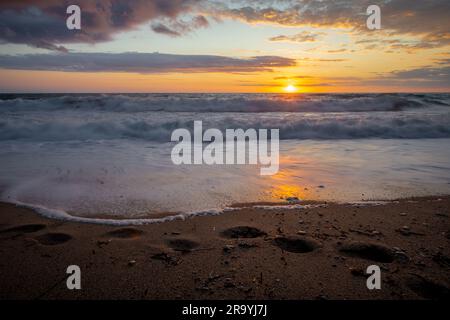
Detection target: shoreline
<box><xmin>0</xmin><ymin>196</ymin><xmax>449</xmax><ymax>299</ymax></box>
<box><xmin>3</xmin><ymin>195</ymin><xmax>447</xmax><ymax>226</ymax></box>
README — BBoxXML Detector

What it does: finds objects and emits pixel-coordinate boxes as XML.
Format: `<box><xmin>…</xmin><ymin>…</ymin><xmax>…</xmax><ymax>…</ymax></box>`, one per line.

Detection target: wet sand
<box><xmin>0</xmin><ymin>196</ymin><xmax>449</xmax><ymax>300</ymax></box>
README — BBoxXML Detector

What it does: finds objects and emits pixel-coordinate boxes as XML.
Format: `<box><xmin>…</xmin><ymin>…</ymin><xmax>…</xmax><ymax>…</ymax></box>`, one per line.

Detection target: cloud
<box><xmin>0</xmin><ymin>0</ymin><xmax>199</xmax><ymax>51</ymax></box>
<box><xmin>274</xmin><ymin>75</ymin><xmax>314</xmax><ymax>80</ymax></box>
<box><xmin>387</xmin><ymin>66</ymin><xmax>450</xmax><ymax>83</ymax></box>
<box><xmin>151</xmin><ymin>23</ymin><xmax>182</xmax><ymax>37</ymax></box>
<box><xmin>300</xmin><ymin>58</ymin><xmax>348</xmax><ymax>62</ymax></box>
<box><xmin>1</xmin><ymin>0</ymin><xmax>449</xmax><ymax>52</ymax></box>
<box><xmin>214</xmin><ymin>0</ymin><xmax>450</xmax><ymax>49</ymax></box>
<box><xmin>269</xmin><ymin>31</ymin><xmax>324</xmax><ymax>43</ymax></box>
<box><xmin>0</xmin><ymin>52</ymin><xmax>296</xmax><ymax>73</ymax></box>
<box><xmin>151</xmin><ymin>15</ymin><xmax>209</xmax><ymax>37</ymax></box>
<box><xmin>330</xmin><ymin>66</ymin><xmax>450</xmax><ymax>88</ymax></box>
<box><xmin>327</xmin><ymin>48</ymin><xmax>347</xmax><ymax>53</ymax></box>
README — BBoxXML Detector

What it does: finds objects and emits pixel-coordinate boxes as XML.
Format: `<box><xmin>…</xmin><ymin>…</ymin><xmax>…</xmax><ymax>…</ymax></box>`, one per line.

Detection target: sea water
<box><xmin>0</xmin><ymin>93</ymin><xmax>449</xmax><ymax>223</ymax></box>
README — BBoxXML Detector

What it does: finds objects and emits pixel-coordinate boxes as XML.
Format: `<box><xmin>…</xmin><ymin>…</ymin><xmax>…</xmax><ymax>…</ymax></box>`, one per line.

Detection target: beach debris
<box><xmin>399</xmin><ymin>212</ymin><xmax>407</xmax><ymax>216</ymax></box>
<box><xmin>298</xmin><ymin>219</ymin><xmax>304</xmax><ymax>224</ymax></box>
<box><xmin>286</xmin><ymin>197</ymin><xmax>301</xmax><ymax>203</ymax></box>
<box><xmin>23</xmin><ymin>237</ymin><xmax>40</xmax><ymax>247</ymax></box>
<box><xmin>238</xmin><ymin>286</ymin><xmax>252</xmax><ymax>293</ymax></box>
<box><xmin>396</xmin><ymin>226</ymin><xmax>425</xmax><ymax>236</ymax></box>
<box><xmin>237</xmin><ymin>241</ymin><xmax>258</xmax><ymax>249</ymax></box>
<box><xmin>392</xmin><ymin>248</ymin><xmax>410</xmax><ymax>263</ymax></box>
<box><xmin>432</xmin><ymin>252</ymin><xmax>450</xmax><ymax>268</ymax></box>
<box><xmin>317</xmin><ymin>185</ymin><xmax>325</xmax><ymax>189</ymax></box>
<box><xmin>222</xmin><ymin>244</ymin><xmax>235</xmax><ymax>253</ymax></box>
<box><xmin>296</xmin><ymin>230</ymin><xmax>307</xmax><ymax>235</ymax></box>
<box><xmin>97</xmin><ymin>239</ymin><xmax>111</xmax><ymax>247</ymax></box>
<box><xmin>349</xmin><ymin>228</ymin><xmax>381</xmax><ymax>237</ymax></box>
<box><xmin>151</xmin><ymin>252</ymin><xmax>179</xmax><ymax>266</ymax></box>
<box><xmin>223</xmin><ymin>278</ymin><xmax>236</xmax><ymax>288</ymax></box>
<box><xmin>128</xmin><ymin>260</ymin><xmax>136</xmax><ymax>266</ymax></box>
<box><xmin>207</xmin><ymin>272</ymin><xmax>222</xmax><ymax>283</ymax></box>
<box><xmin>195</xmin><ymin>285</ymin><xmax>210</xmax><ymax>292</ymax></box>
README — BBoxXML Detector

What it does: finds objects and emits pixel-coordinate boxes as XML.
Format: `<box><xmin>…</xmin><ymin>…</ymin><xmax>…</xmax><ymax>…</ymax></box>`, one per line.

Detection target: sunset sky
<box><xmin>0</xmin><ymin>0</ymin><xmax>449</xmax><ymax>93</ymax></box>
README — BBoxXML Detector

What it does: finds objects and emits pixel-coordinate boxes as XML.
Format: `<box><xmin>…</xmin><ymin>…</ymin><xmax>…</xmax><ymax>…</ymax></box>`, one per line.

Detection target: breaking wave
<box><xmin>1</xmin><ymin>93</ymin><xmax>449</xmax><ymax>142</ymax></box>
<box><xmin>1</xmin><ymin>93</ymin><xmax>449</xmax><ymax>113</ymax></box>
<box><xmin>1</xmin><ymin>113</ymin><xmax>449</xmax><ymax>141</ymax></box>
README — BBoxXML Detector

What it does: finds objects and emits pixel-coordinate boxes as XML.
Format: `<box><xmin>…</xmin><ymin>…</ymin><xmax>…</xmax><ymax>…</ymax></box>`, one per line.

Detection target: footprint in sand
<box><xmin>166</xmin><ymin>238</ymin><xmax>199</xmax><ymax>253</ymax></box>
<box><xmin>35</xmin><ymin>233</ymin><xmax>72</xmax><ymax>246</ymax></box>
<box><xmin>0</xmin><ymin>224</ymin><xmax>46</xmax><ymax>234</ymax></box>
<box><xmin>406</xmin><ymin>275</ymin><xmax>450</xmax><ymax>300</ymax></box>
<box><xmin>104</xmin><ymin>228</ymin><xmax>144</xmax><ymax>239</ymax></box>
<box><xmin>272</xmin><ymin>236</ymin><xmax>320</xmax><ymax>253</ymax></box>
<box><xmin>337</xmin><ymin>241</ymin><xmax>395</xmax><ymax>263</ymax></box>
<box><xmin>220</xmin><ymin>226</ymin><xmax>267</xmax><ymax>239</ymax></box>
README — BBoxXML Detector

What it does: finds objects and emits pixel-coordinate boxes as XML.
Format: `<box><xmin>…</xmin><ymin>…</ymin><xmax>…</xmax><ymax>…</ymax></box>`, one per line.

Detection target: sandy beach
<box><xmin>0</xmin><ymin>196</ymin><xmax>449</xmax><ymax>300</ymax></box>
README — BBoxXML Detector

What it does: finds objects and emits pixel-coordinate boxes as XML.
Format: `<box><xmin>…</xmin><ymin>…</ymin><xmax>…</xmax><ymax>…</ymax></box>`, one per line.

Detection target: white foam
<box><xmin>9</xmin><ymin>199</ymin><xmax>225</xmax><ymax>226</ymax></box>
<box><xmin>4</xmin><ymin>199</ymin><xmax>327</xmax><ymax>226</ymax></box>
<box><xmin>346</xmin><ymin>200</ymin><xmax>392</xmax><ymax>206</ymax></box>
<box><xmin>253</xmin><ymin>204</ymin><xmax>326</xmax><ymax>210</ymax></box>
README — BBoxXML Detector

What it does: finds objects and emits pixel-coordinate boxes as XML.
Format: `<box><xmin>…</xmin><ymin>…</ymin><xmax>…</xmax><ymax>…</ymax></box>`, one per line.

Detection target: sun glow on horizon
<box><xmin>284</xmin><ymin>85</ymin><xmax>298</xmax><ymax>93</ymax></box>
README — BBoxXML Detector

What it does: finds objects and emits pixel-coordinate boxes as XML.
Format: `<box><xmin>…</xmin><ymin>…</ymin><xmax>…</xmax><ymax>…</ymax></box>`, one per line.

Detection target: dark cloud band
<box><xmin>0</xmin><ymin>52</ymin><xmax>296</xmax><ymax>73</ymax></box>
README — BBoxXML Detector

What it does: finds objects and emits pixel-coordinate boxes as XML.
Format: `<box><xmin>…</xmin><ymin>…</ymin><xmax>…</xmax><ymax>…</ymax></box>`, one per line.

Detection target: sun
<box><xmin>284</xmin><ymin>85</ymin><xmax>298</xmax><ymax>93</ymax></box>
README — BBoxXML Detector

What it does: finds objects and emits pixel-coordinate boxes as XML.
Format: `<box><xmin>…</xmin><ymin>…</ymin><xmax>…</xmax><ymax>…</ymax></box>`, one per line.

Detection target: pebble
<box><xmin>286</xmin><ymin>197</ymin><xmax>301</xmax><ymax>203</ymax></box>
<box><xmin>223</xmin><ymin>245</ymin><xmax>235</xmax><ymax>253</ymax></box>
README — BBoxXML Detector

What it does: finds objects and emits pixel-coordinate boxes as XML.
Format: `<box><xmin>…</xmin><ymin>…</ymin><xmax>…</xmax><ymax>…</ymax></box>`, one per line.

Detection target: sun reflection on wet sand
<box><xmin>261</xmin><ymin>154</ymin><xmax>317</xmax><ymax>200</ymax></box>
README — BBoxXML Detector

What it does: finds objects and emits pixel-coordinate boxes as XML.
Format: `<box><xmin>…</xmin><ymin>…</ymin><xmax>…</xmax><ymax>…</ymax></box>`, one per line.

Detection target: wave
<box><xmin>7</xmin><ymin>199</ymin><xmax>226</xmax><ymax>225</ymax></box>
<box><xmin>1</xmin><ymin>93</ymin><xmax>449</xmax><ymax>113</ymax></box>
<box><xmin>5</xmin><ymin>199</ymin><xmax>324</xmax><ymax>226</ymax></box>
<box><xmin>1</xmin><ymin>114</ymin><xmax>450</xmax><ymax>141</ymax></box>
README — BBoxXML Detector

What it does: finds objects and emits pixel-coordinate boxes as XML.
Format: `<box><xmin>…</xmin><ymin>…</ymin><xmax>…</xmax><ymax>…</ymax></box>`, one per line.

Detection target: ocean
<box><xmin>1</xmin><ymin>93</ymin><xmax>449</xmax><ymax>224</ymax></box>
